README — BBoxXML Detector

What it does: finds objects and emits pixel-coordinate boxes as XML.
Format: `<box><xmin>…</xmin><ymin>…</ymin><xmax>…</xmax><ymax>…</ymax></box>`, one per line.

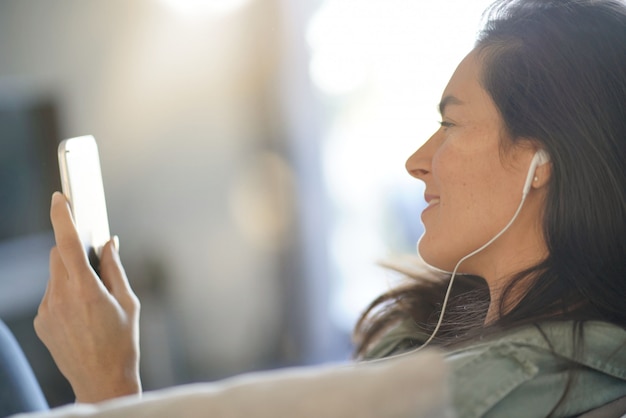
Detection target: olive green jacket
<box><xmin>364</xmin><ymin>321</ymin><xmax>626</xmax><ymax>417</ymax></box>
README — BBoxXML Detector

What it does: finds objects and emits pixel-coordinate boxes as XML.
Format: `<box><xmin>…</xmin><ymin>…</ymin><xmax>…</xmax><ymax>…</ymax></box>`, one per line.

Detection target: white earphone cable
<box><xmin>413</xmin><ymin>150</ymin><xmax>545</xmax><ymax>351</ymax></box>
<box><xmin>413</xmin><ymin>192</ymin><xmax>528</xmax><ymax>351</ymax></box>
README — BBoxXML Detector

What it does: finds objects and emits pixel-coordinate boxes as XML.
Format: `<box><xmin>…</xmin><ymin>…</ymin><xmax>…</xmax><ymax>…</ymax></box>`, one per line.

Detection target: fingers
<box><xmin>49</xmin><ymin>246</ymin><xmax>67</xmax><ymax>282</ymax></box>
<box><xmin>49</xmin><ymin>192</ymin><xmax>137</xmax><ymax>314</ymax></box>
<box><xmin>100</xmin><ymin>237</ymin><xmax>139</xmax><ymax>311</ymax></box>
<box><xmin>50</xmin><ymin>192</ymin><xmax>91</xmax><ymax>279</ymax></box>
<box><xmin>47</xmin><ymin>246</ymin><xmax>67</xmax><ymax>297</ymax></box>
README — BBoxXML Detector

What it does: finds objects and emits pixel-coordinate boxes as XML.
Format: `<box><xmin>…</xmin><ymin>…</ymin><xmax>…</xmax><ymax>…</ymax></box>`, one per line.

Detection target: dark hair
<box><xmin>354</xmin><ymin>0</ymin><xmax>626</xmax><ymax>358</ymax></box>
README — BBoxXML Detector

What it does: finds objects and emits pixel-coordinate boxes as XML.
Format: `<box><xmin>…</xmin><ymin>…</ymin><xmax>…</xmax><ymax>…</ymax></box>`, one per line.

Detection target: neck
<box><xmin>466</xmin><ymin>211</ymin><xmax>548</xmax><ymax>325</ymax></box>
<box><xmin>482</xmin><ymin>250</ymin><xmax>546</xmax><ymax>325</ymax></box>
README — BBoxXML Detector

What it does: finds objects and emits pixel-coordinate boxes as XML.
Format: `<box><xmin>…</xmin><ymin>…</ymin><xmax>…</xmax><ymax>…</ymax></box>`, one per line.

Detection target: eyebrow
<box><xmin>438</xmin><ymin>95</ymin><xmax>464</xmax><ymax>115</ymax></box>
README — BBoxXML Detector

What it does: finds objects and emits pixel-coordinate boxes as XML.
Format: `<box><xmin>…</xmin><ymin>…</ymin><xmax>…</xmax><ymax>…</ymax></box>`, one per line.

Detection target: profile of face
<box><xmin>406</xmin><ymin>50</ymin><xmax>549</xmax><ymax>281</ymax></box>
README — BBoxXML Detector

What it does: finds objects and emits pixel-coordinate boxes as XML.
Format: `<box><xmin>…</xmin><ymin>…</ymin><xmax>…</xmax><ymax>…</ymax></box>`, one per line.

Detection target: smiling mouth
<box><xmin>422</xmin><ymin>194</ymin><xmax>440</xmax><ymax>215</ymax></box>
<box><xmin>424</xmin><ymin>194</ymin><xmax>440</xmax><ymax>207</ymax></box>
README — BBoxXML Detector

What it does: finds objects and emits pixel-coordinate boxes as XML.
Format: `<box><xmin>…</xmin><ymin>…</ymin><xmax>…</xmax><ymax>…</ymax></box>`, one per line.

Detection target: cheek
<box><xmin>421</xmin><ymin>152</ymin><xmax>472</xmax><ymax>259</ymax></box>
<box><xmin>432</xmin><ymin>146</ymin><xmax>483</xmax><ymax>207</ymax></box>
<box><xmin>420</xmin><ymin>145</ymin><xmax>510</xmax><ymax>268</ymax></box>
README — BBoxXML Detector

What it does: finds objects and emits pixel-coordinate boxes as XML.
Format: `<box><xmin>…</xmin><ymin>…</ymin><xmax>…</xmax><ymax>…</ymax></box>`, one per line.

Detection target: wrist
<box><xmin>74</xmin><ymin>370</ymin><xmax>142</xmax><ymax>404</ymax></box>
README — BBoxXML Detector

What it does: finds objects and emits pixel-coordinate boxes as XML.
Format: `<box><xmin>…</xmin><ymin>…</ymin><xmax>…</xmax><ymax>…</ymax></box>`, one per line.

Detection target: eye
<box><xmin>438</xmin><ymin>120</ymin><xmax>454</xmax><ymax>129</ymax></box>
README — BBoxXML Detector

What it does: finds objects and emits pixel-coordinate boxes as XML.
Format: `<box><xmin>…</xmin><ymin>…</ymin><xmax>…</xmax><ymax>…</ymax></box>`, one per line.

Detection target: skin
<box><xmin>405</xmin><ymin>50</ymin><xmax>550</xmax><ymax>322</ymax></box>
<box><xmin>34</xmin><ymin>192</ymin><xmax>141</xmax><ymax>403</ymax></box>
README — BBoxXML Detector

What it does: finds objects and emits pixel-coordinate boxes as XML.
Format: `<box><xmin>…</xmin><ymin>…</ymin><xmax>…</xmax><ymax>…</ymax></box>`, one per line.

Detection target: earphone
<box><xmin>413</xmin><ymin>148</ymin><xmax>550</xmax><ymax>351</ymax></box>
<box><xmin>522</xmin><ymin>149</ymin><xmax>550</xmax><ymax>197</ymax></box>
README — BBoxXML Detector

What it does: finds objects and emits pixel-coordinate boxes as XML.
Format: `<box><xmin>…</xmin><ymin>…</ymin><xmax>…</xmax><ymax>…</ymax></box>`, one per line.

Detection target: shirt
<box><xmin>364</xmin><ymin>320</ymin><xmax>626</xmax><ymax>417</ymax></box>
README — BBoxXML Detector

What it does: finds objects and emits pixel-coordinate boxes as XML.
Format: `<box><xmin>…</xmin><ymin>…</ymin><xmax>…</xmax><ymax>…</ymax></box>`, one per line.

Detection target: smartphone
<box><xmin>58</xmin><ymin>135</ymin><xmax>111</xmax><ymax>272</ymax></box>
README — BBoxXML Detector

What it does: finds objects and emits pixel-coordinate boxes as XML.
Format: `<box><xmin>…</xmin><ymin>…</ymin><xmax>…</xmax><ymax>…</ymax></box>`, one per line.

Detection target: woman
<box><xmin>34</xmin><ymin>0</ymin><xmax>626</xmax><ymax>416</ymax></box>
<box><xmin>355</xmin><ymin>0</ymin><xmax>626</xmax><ymax>415</ymax></box>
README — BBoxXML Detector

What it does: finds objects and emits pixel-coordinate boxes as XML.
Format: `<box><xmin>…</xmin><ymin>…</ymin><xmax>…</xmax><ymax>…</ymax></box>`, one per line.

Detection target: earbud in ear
<box><xmin>535</xmin><ymin>149</ymin><xmax>550</xmax><ymax>165</ymax></box>
<box><xmin>522</xmin><ymin>149</ymin><xmax>550</xmax><ymax>196</ymax></box>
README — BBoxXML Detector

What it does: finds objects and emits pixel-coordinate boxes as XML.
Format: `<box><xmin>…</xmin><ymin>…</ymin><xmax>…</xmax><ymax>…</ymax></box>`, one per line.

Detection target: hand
<box><xmin>34</xmin><ymin>192</ymin><xmax>141</xmax><ymax>403</ymax></box>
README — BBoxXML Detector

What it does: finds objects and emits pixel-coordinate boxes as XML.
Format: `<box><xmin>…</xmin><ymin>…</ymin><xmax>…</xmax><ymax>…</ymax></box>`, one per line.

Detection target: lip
<box><xmin>424</xmin><ymin>194</ymin><xmax>439</xmax><ymax>204</ymax></box>
<box><xmin>422</xmin><ymin>194</ymin><xmax>440</xmax><ymax>213</ymax></box>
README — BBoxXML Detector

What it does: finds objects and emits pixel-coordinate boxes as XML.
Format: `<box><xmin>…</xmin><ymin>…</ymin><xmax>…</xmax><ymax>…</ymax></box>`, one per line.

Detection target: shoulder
<box><xmin>361</xmin><ymin>319</ymin><xmax>428</xmax><ymax>361</ymax></box>
<box><xmin>446</xmin><ymin>321</ymin><xmax>626</xmax><ymax>418</ymax></box>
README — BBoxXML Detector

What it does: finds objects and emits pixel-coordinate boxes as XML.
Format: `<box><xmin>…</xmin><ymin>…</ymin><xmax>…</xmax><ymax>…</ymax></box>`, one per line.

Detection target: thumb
<box><xmin>99</xmin><ymin>236</ymin><xmax>134</xmax><ymax>302</ymax></box>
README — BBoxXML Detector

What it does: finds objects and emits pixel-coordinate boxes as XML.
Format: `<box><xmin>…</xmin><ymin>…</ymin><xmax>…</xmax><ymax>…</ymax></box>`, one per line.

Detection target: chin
<box><xmin>416</xmin><ymin>235</ymin><xmax>453</xmax><ymax>273</ymax></box>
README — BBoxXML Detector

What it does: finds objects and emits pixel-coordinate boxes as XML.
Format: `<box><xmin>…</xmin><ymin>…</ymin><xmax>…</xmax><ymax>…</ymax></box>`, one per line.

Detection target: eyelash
<box><xmin>438</xmin><ymin>120</ymin><xmax>454</xmax><ymax>129</ymax></box>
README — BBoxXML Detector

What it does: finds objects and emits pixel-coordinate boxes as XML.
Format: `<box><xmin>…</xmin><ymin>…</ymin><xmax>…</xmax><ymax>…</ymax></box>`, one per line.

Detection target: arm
<box><xmin>34</xmin><ymin>192</ymin><xmax>141</xmax><ymax>403</ymax></box>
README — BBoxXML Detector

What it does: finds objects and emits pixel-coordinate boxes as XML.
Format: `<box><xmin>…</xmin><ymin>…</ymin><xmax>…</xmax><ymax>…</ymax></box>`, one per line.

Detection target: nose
<box><xmin>406</xmin><ymin>131</ymin><xmax>436</xmax><ymax>180</ymax></box>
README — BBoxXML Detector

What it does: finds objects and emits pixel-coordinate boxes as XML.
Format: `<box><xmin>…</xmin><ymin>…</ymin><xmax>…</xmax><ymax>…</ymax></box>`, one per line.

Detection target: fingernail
<box><xmin>52</xmin><ymin>191</ymin><xmax>67</xmax><ymax>205</ymax></box>
<box><xmin>113</xmin><ymin>236</ymin><xmax>120</xmax><ymax>252</ymax></box>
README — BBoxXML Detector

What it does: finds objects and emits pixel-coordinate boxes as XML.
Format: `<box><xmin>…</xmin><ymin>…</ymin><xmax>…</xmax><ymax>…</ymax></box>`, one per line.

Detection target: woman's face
<box><xmin>407</xmin><ymin>50</ymin><xmax>547</xmax><ymax>279</ymax></box>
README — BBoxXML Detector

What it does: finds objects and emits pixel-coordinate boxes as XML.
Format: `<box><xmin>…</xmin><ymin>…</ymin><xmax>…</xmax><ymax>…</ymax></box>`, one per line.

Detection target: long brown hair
<box><xmin>354</xmin><ymin>0</ymin><xmax>626</xmax><ymax>358</ymax></box>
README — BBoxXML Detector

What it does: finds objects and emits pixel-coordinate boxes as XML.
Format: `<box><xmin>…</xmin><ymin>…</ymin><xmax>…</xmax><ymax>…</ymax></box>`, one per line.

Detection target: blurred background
<box><xmin>0</xmin><ymin>0</ymin><xmax>491</xmax><ymax>407</ymax></box>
